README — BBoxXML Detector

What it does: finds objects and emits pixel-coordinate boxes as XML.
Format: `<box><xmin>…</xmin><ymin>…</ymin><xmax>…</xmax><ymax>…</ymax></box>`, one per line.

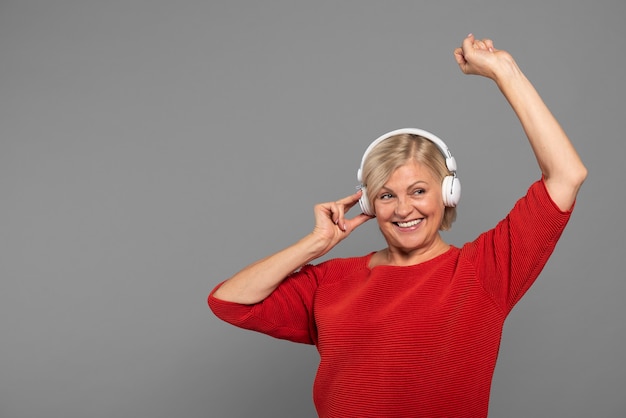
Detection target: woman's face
<box><xmin>374</xmin><ymin>159</ymin><xmax>445</xmax><ymax>256</ymax></box>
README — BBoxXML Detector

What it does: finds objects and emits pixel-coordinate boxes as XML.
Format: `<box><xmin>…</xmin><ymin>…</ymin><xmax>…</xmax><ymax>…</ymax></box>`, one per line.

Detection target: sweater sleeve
<box><xmin>463</xmin><ymin>178</ymin><xmax>574</xmax><ymax>314</ymax></box>
<box><xmin>208</xmin><ymin>263</ymin><xmax>322</xmax><ymax>345</ymax></box>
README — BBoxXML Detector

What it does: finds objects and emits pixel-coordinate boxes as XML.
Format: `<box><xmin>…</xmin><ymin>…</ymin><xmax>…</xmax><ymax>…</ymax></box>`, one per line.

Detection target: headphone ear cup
<box><xmin>359</xmin><ymin>187</ymin><xmax>375</xmax><ymax>216</ymax></box>
<box><xmin>442</xmin><ymin>176</ymin><xmax>461</xmax><ymax>208</ymax></box>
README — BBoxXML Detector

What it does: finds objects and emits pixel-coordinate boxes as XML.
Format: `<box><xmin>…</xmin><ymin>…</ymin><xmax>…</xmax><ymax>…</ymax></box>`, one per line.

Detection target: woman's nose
<box><xmin>395</xmin><ymin>197</ymin><xmax>413</xmax><ymax>217</ymax></box>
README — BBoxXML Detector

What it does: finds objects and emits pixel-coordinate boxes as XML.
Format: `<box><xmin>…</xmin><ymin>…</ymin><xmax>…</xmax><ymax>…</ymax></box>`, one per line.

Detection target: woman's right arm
<box><xmin>212</xmin><ymin>189</ymin><xmax>372</xmax><ymax>304</ymax></box>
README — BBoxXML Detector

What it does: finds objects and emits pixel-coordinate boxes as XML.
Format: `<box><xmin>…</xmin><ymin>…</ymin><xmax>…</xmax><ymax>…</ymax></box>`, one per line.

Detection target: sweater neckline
<box><xmin>364</xmin><ymin>246</ymin><xmax>458</xmax><ymax>271</ymax></box>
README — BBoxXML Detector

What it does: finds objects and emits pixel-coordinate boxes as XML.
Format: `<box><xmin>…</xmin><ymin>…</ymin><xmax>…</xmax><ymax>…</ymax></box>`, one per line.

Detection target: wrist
<box><xmin>297</xmin><ymin>232</ymin><xmax>334</xmax><ymax>262</ymax></box>
<box><xmin>492</xmin><ymin>55</ymin><xmax>525</xmax><ymax>87</ymax></box>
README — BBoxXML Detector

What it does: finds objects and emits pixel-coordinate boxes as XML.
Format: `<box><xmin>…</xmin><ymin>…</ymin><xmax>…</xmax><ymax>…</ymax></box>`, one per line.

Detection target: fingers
<box><xmin>455</xmin><ymin>33</ymin><xmax>500</xmax><ymax>77</ymax></box>
<box><xmin>465</xmin><ymin>33</ymin><xmax>493</xmax><ymax>49</ymax></box>
<box><xmin>455</xmin><ymin>33</ymin><xmax>478</xmax><ymax>69</ymax></box>
<box><xmin>462</xmin><ymin>33</ymin><xmax>475</xmax><ymax>52</ymax></box>
<box><xmin>483</xmin><ymin>38</ymin><xmax>495</xmax><ymax>52</ymax></box>
<box><xmin>453</xmin><ymin>46</ymin><xmax>466</xmax><ymax>66</ymax></box>
<box><xmin>461</xmin><ymin>34</ymin><xmax>494</xmax><ymax>56</ymax></box>
<box><xmin>331</xmin><ymin>189</ymin><xmax>365</xmax><ymax>231</ymax></box>
<box><xmin>319</xmin><ymin>190</ymin><xmax>370</xmax><ymax>233</ymax></box>
<box><xmin>349</xmin><ymin>212</ymin><xmax>374</xmax><ymax>230</ymax></box>
<box><xmin>473</xmin><ymin>39</ymin><xmax>488</xmax><ymax>51</ymax></box>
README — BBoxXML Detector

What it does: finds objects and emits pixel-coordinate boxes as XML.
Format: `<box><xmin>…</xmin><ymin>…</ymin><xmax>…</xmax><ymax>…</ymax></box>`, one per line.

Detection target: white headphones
<box><xmin>357</xmin><ymin>128</ymin><xmax>461</xmax><ymax>216</ymax></box>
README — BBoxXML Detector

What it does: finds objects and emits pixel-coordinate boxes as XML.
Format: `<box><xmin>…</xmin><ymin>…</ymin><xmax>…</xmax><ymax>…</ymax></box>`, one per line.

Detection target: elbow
<box><xmin>543</xmin><ymin>162</ymin><xmax>588</xmax><ymax>211</ymax></box>
<box><xmin>565</xmin><ymin>163</ymin><xmax>588</xmax><ymax>198</ymax></box>
<box><xmin>571</xmin><ymin>163</ymin><xmax>588</xmax><ymax>190</ymax></box>
<box><xmin>210</xmin><ymin>281</ymin><xmax>269</xmax><ymax>305</ymax></box>
<box><xmin>552</xmin><ymin>160</ymin><xmax>588</xmax><ymax>191</ymax></box>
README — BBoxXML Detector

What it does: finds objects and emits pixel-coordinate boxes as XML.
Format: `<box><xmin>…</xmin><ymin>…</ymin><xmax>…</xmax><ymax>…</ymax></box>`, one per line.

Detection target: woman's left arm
<box><xmin>454</xmin><ymin>34</ymin><xmax>587</xmax><ymax>211</ymax></box>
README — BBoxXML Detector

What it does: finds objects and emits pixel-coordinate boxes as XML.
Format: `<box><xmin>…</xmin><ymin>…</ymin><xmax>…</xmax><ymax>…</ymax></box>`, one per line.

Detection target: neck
<box><xmin>371</xmin><ymin>239</ymin><xmax>450</xmax><ymax>268</ymax></box>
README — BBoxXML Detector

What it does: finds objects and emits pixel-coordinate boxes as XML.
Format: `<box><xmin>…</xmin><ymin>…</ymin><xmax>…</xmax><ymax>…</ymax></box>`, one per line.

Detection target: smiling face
<box><xmin>373</xmin><ymin>159</ymin><xmax>447</xmax><ymax>259</ymax></box>
<box><xmin>362</xmin><ymin>133</ymin><xmax>457</xmax><ymax>232</ymax></box>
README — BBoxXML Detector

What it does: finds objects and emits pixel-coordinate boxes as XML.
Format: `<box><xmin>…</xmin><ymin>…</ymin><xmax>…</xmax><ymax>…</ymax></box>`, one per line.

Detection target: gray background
<box><xmin>1</xmin><ymin>1</ymin><xmax>624</xmax><ymax>417</ymax></box>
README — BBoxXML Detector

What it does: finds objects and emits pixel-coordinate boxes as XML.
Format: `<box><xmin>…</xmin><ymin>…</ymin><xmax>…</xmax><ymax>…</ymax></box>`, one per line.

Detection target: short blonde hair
<box><xmin>362</xmin><ymin>133</ymin><xmax>457</xmax><ymax>230</ymax></box>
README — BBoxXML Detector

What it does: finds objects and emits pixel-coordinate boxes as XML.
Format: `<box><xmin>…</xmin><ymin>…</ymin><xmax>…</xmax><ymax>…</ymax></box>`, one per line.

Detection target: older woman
<box><xmin>208</xmin><ymin>34</ymin><xmax>587</xmax><ymax>417</ymax></box>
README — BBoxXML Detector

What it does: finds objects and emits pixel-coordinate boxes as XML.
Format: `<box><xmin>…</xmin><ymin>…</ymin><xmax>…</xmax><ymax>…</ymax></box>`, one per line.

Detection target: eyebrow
<box><xmin>380</xmin><ymin>180</ymin><xmax>429</xmax><ymax>193</ymax></box>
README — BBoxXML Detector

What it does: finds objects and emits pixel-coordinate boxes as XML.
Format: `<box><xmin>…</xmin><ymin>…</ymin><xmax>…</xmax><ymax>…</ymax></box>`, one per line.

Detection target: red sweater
<box><xmin>209</xmin><ymin>179</ymin><xmax>573</xmax><ymax>417</ymax></box>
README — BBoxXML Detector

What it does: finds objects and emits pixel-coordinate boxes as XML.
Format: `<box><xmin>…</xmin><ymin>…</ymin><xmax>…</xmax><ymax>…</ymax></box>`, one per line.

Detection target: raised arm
<box><xmin>212</xmin><ymin>190</ymin><xmax>372</xmax><ymax>304</ymax></box>
<box><xmin>454</xmin><ymin>34</ymin><xmax>587</xmax><ymax>210</ymax></box>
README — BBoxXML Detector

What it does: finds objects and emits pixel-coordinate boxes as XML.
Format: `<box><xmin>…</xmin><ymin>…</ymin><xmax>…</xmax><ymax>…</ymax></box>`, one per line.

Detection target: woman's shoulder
<box><xmin>298</xmin><ymin>253</ymin><xmax>374</xmax><ymax>284</ymax></box>
<box><xmin>315</xmin><ymin>252</ymin><xmax>375</xmax><ymax>271</ymax></box>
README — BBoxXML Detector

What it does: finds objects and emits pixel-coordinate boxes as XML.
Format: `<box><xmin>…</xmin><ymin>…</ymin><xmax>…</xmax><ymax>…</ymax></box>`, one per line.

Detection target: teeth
<box><xmin>396</xmin><ymin>219</ymin><xmax>422</xmax><ymax>228</ymax></box>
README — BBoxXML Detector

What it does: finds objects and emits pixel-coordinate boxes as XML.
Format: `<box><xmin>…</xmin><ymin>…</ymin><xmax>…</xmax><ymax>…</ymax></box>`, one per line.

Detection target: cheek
<box><xmin>373</xmin><ymin>204</ymin><xmax>389</xmax><ymax>221</ymax></box>
<box><xmin>373</xmin><ymin>203</ymin><xmax>400</xmax><ymax>225</ymax></box>
<box><xmin>420</xmin><ymin>197</ymin><xmax>445</xmax><ymax>217</ymax></box>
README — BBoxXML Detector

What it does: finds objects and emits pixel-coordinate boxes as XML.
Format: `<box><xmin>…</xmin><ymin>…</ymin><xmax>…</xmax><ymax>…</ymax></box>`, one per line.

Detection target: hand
<box><xmin>309</xmin><ymin>190</ymin><xmax>373</xmax><ymax>257</ymax></box>
<box><xmin>454</xmin><ymin>34</ymin><xmax>516</xmax><ymax>81</ymax></box>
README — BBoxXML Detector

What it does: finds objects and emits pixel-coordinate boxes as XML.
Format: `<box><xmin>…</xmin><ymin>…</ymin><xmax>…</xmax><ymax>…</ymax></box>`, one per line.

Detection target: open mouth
<box><xmin>394</xmin><ymin>219</ymin><xmax>422</xmax><ymax>228</ymax></box>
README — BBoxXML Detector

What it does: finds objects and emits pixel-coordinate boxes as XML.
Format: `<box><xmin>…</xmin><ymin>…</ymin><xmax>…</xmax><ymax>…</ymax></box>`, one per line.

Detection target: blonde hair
<box><xmin>362</xmin><ymin>133</ymin><xmax>457</xmax><ymax>230</ymax></box>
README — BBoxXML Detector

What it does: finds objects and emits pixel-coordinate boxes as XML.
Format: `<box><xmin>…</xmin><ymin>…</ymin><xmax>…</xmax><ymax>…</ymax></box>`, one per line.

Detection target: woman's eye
<box><xmin>413</xmin><ymin>189</ymin><xmax>425</xmax><ymax>195</ymax></box>
<box><xmin>380</xmin><ymin>193</ymin><xmax>393</xmax><ymax>200</ymax></box>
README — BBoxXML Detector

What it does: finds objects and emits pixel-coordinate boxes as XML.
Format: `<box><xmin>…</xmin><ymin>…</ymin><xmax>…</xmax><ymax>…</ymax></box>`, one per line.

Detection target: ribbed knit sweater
<box><xmin>209</xmin><ymin>179</ymin><xmax>573</xmax><ymax>417</ymax></box>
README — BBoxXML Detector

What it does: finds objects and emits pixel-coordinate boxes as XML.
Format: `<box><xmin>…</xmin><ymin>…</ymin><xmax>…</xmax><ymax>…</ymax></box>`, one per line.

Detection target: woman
<box><xmin>208</xmin><ymin>34</ymin><xmax>587</xmax><ymax>417</ymax></box>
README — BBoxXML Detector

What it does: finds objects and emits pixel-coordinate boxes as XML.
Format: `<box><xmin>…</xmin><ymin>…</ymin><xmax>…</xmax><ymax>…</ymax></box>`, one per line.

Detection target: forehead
<box><xmin>383</xmin><ymin>159</ymin><xmax>438</xmax><ymax>187</ymax></box>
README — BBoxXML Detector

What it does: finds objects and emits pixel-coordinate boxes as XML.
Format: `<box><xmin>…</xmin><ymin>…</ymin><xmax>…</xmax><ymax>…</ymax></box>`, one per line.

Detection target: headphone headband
<box><xmin>357</xmin><ymin>128</ymin><xmax>457</xmax><ymax>183</ymax></box>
